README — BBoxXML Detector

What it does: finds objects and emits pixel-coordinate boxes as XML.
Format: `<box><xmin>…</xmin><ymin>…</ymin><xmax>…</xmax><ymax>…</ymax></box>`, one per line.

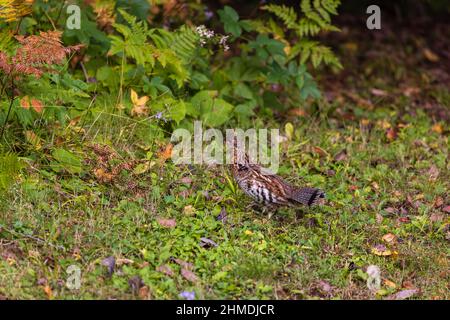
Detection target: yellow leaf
<box><xmin>371</xmin><ymin>245</ymin><xmax>393</xmax><ymax>256</ymax></box>
<box><xmin>131</xmin><ymin>104</ymin><xmax>149</xmax><ymax>117</ymax></box>
<box><xmin>244</xmin><ymin>230</ymin><xmax>253</xmax><ymax>235</ymax></box>
<box><xmin>94</xmin><ymin>167</ymin><xmax>114</xmax><ymax>183</ymax></box>
<box><xmin>130</xmin><ymin>89</ymin><xmax>150</xmax><ymax>117</ymax></box>
<box><xmin>285</xmin><ymin>122</ymin><xmax>294</xmax><ymax>140</ymax></box>
<box><xmin>136</xmin><ymin>95</ymin><xmax>149</xmax><ymax>106</ymax></box>
<box><xmin>130</xmin><ymin>89</ymin><xmax>139</xmax><ymax>105</ymax></box>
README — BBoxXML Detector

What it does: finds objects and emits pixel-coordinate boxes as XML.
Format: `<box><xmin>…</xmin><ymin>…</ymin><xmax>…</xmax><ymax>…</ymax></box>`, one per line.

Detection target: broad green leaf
<box><xmin>52</xmin><ymin>149</ymin><xmax>82</xmax><ymax>174</ymax></box>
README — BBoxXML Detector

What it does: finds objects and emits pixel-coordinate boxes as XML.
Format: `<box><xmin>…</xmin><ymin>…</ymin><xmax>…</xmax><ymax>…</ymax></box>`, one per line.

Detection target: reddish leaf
<box><xmin>157</xmin><ymin>218</ymin><xmax>176</xmax><ymax>228</ymax></box>
<box><xmin>387</xmin><ymin>289</ymin><xmax>418</xmax><ymax>300</ymax></box>
<box><xmin>181</xmin><ymin>268</ymin><xmax>199</xmax><ymax>283</ymax></box>
<box><xmin>156</xmin><ymin>264</ymin><xmax>174</xmax><ymax>277</ymax></box>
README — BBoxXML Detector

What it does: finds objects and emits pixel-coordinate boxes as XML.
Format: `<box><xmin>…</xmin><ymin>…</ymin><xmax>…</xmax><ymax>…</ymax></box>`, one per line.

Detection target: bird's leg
<box><xmin>264</xmin><ymin>204</ymin><xmax>278</xmax><ymax>220</ymax></box>
<box><xmin>246</xmin><ymin>202</ymin><xmax>264</xmax><ymax>213</ymax></box>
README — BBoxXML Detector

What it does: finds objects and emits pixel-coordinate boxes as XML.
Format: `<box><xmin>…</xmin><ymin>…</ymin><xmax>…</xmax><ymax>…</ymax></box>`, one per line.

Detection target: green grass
<box><xmin>0</xmin><ymin>95</ymin><xmax>448</xmax><ymax>300</ymax></box>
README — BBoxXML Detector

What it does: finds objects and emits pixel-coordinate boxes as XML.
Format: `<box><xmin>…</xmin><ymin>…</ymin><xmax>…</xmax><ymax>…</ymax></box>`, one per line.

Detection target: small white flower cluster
<box><xmin>219</xmin><ymin>35</ymin><xmax>230</xmax><ymax>51</ymax></box>
<box><xmin>196</xmin><ymin>25</ymin><xmax>215</xmax><ymax>46</ymax></box>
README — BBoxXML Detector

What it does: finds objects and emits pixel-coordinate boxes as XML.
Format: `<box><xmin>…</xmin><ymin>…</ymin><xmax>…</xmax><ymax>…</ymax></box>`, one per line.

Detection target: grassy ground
<box><xmin>0</xmin><ymin>19</ymin><xmax>449</xmax><ymax>300</ymax></box>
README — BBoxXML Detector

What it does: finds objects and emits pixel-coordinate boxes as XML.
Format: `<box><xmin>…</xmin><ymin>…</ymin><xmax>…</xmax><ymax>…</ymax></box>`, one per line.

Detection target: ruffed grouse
<box><xmin>229</xmin><ymin>136</ymin><xmax>325</xmax><ymax>210</ymax></box>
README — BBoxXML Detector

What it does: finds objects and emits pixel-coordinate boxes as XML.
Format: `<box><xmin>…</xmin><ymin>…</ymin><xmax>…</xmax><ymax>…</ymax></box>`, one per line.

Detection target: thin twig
<box><xmin>0</xmin><ymin>80</ymin><xmax>15</xmax><ymax>140</ymax></box>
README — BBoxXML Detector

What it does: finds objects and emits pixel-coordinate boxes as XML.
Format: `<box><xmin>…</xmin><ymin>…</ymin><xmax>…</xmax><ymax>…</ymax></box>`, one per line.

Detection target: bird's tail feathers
<box><xmin>290</xmin><ymin>187</ymin><xmax>325</xmax><ymax>206</ymax></box>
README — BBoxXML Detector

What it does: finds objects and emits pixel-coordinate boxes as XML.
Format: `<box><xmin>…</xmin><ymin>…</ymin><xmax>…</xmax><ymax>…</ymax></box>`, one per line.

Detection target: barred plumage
<box><xmin>229</xmin><ymin>136</ymin><xmax>325</xmax><ymax>209</ymax></box>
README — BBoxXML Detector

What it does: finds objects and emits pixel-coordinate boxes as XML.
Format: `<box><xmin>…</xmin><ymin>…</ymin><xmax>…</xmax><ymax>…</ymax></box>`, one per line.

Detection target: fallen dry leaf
<box><xmin>139</xmin><ymin>286</ymin><xmax>150</xmax><ymax>299</ymax></box>
<box><xmin>382</xmin><ymin>233</ymin><xmax>397</xmax><ymax>244</ymax></box>
<box><xmin>423</xmin><ymin>48</ymin><xmax>439</xmax><ymax>62</ymax></box>
<box><xmin>371</xmin><ymin>244</ymin><xmax>397</xmax><ymax>257</ymax></box>
<box><xmin>384</xmin><ymin>207</ymin><xmax>396</xmax><ymax>214</ymax></box>
<box><xmin>387</xmin><ymin>289</ymin><xmax>418</xmax><ymax>300</ymax></box>
<box><xmin>288</xmin><ymin>108</ymin><xmax>307</xmax><ymax>117</ymax></box>
<box><xmin>431</xmin><ymin>123</ymin><xmax>443</xmax><ymax>134</ymax></box>
<box><xmin>442</xmin><ymin>205</ymin><xmax>450</xmax><ymax>213</ymax></box>
<box><xmin>156</xmin><ymin>264</ymin><xmax>174</xmax><ymax>277</ymax></box>
<box><xmin>43</xmin><ymin>285</ymin><xmax>53</xmax><ymax>299</ymax></box>
<box><xmin>383</xmin><ymin>279</ymin><xmax>397</xmax><ymax>289</ymax></box>
<box><xmin>334</xmin><ymin>149</ymin><xmax>347</xmax><ymax>162</ymax></box>
<box><xmin>130</xmin><ymin>89</ymin><xmax>150</xmax><ymax>117</ymax></box>
<box><xmin>158</xmin><ymin>143</ymin><xmax>173</xmax><ymax>162</ymax></box>
<box><xmin>386</xmin><ymin>128</ymin><xmax>397</xmax><ymax>141</ymax></box>
<box><xmin>397</xmin><ymin>217</ymin><xmax>410</xmax><ymax>224</ymax></box>
<box><xmin>402</xmin><ymin>87</ymin><xmax>420</xmax><ymax>97</ymax></box>
<box><xmin>434</xmin><ymin>197</ymin><xmax>444</xmax><ymax>207</ymax></box>
<box><xmin>172</xmin><ymin>258</ymin><xmax>193</xmax><ymax>270</ymax></box>
<box><xmin>94</xmin><ymin>167</ymin><xmax>114</xmax><ymax>183</ymax></box>
<box><xmin>181</xmin><ymin>268</ymin><xmax>199</xmax><ymax>282</ymax></box>
<box><xmin>157</xmin><ymin>218</ymin><xmax>176</xmax><ymax>228</ymax></box>
<box><xmin>427</xmin><ymin>165</ymin><xmax>439</xmax><ymax>181</ymax></box>
<box><xmin>370</xmin><ymin>88</ymin><xmax>388</xmax><ymax>96</ymax></box>
<box><xmin>116</xmin><ymin>258</ymin><xmax>134</xmax><ymax>266</ymax></box>
<box><xmin>183</xmin><ymin>205</ymin><xmax>195</xmax><ymax>216</ymax></box>
<box><xmin>312</xmin><ymin>146</ymin><xmax>329</xmax><ymax>157</ymax></box>
<box><xmin>179</xmin><ymin>176</ymin><xmax>193</xmax><ymax>185</ymax></box>
<box><xmin>430</xmin><ymin>213</ymin><xmax>444</xmax><ymax>223</ymax></box>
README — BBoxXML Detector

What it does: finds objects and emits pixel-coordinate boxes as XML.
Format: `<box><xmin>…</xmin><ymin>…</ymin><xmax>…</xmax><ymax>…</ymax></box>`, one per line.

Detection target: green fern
<box><xmin>0</xmin><ymin>152</ymin><xmax>23</xmax><ymax>190</ymax></box>
<box><xmin>262</xmin><ymin>0</ymin><xmax>342</xmax><ymax>69</ymax></box>
<box><xmin>0</xmin><ymin>29</ymin><xmax>14</xmax><ymax>52</ymax></box>
<box><xmin>262</xmin><ymin>5</ymin><xmax>298</xmax><ymax>29</ymax></box>
<box><xmin>149</xmin><ymin>25</ymin><xmax>199</xmax><ymax>64</ymax></box>
<box><xmin>109</xmin><ymin>9</ymin><xmax>155</xmax><ymax>66</ymax></box>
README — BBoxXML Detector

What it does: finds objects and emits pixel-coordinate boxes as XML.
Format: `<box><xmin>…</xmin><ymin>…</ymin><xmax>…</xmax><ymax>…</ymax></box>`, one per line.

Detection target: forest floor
<box><xmin>0</xmin><ymin>16</ymin><xmax>448</xmax><ymax>300</ymax></box>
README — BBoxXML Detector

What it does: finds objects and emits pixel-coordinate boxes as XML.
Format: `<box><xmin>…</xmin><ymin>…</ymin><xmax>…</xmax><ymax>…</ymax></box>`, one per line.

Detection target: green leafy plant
<box><xmin>262</xmin><ymin>0</ymin><xmax>342</xmax><ymax>69</ymax></box>
<box><xmin>0</xmin><ymin>152</ymin><xmax>23</xmax><ymax>190</ymax></box>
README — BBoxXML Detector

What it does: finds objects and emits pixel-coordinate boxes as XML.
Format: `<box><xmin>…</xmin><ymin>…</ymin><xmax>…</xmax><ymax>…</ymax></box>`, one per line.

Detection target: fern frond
<box><xmin>0</xmin><ymin>29</ymin><xmax>14</xmax><ymax>52</ymax></box>
<box><xmin>110</xmin><ymin>9</ymin><xmax>155</xmax><ymax>66</ymax></box>
<box><xmin>170</xmin><ymin>25</ymin><xmax>199</xmax><ymax>64</ymax></box>
<box><xmin>294</xmin><ymin>39</ymin><xmax>342</xmax><ymax>69</ymax></box>
<box><xmin>149</xmin><ymin>25</ymin><xmax>199</xmax><ymax>64</ymax></box>
<box><xmin>262</xmin><ymin>4</ymin><xmax>298</xmax><ymax>29</ymax></box>
<box><xmin>0</xmin><ymin>0</ymin><xmax>33</xmax><ymax>22</ymax></box>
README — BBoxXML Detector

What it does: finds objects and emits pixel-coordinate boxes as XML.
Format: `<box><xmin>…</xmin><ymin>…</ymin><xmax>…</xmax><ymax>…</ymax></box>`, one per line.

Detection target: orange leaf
<box><xmin>43</xmin><ymin>285</ymin><xmax>53</xmax><ymax>299</ymax></box>
<box><xmin>20</xmin><ymin>96</ymin><xmax>43</xmax><ymax>113</ymax></box>
<box><xmin>431</xmin><ymin>124</ymin><xmax>443</xmax><ymax>134</ymax></box>
<box><xmin>386</xmin><ymin>128</ymin><xmax>397</xmax><ymax>141</ymax></box>
<box><xmin>30</xmin><ymin>98</ymin><xmax>43</xmax><ymax>113</ymax></box>
<box><xmin>20</xmin><ymin>96</ymin><xmax>31</xmax><ymax>109</ymax></box>
<box><xmin>423</xmin><ymin>48</ymin><xmax>439</xmax><ymax>62</ymax></box>
<box><xmin>158</xmin><ymin>143</ymin><xmax>173</xmax><ymax>162</ymax></box>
